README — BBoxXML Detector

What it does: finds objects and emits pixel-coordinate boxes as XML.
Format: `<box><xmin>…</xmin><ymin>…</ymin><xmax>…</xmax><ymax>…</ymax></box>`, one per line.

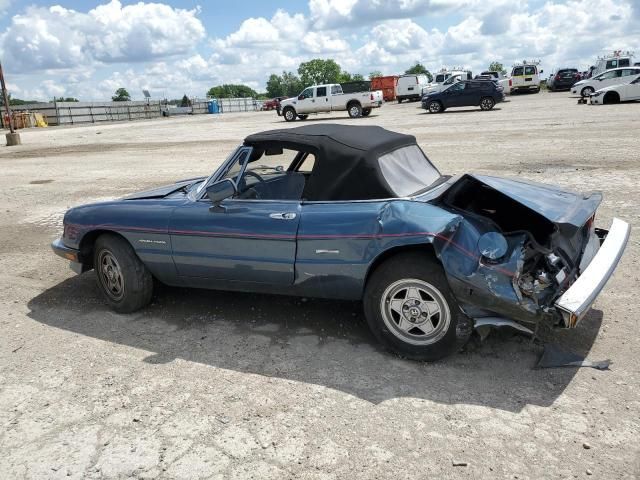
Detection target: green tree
<box><xmin>180</xmin><ymin>94</ymin><xmax>191</xmax><ymax>107</ymax></box>
<box><xmin>352</xmin><ymin>73</ymin><xmax>365</xmax><ymax>81</ymax></box>
<box><xmin>488</xmin><ymin>61</ymin><xmax>507</xmax><ymax>75</ymax></box>
<box><xmin>369</xmin><ymin>71</ymin><xmax>383</xmax><ymax>79</ymax></box>
<box><xmin>266</xmin><ymin>74</ymin><xmax>285</xmax><ymax>98</ymax></box>
<box><xmin>112</xmin><ymin>88</ymin><xmax>130</xmax><ymax>102</ymax></box>
<box><xmin>55</xmin><ymin>97</ymin><xmax>79</xmax><ymax>102</ymax></box>
<box><xmin>298</xmin><ymin>59</ymin><xmax>342</xmax><ymax>86</ymax></box>
<box><xmin>336</xmin><ymin>71</ymin><xmax>352</xmax><ymax>83</ymax></box>
<box><xmin>281</xmin><ymin>71</ymin><xmax>303</xmax><ymax>96</ymax></box>
<box><xmin>207</xmin><ymin>84</ymin><xmax>258</xmax><ymax>98</ymax></box>
<box><xmin>405</xmin><ymin>62</ymin><xmax>433</xmax><ymax>82</ymax></box>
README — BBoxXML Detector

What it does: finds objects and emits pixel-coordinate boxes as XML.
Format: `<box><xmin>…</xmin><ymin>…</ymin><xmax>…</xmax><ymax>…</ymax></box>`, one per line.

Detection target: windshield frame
<box><xmin>192</xmin><ymin>146</ymin><xmax>253</xmax><ymax>200</ymax></box>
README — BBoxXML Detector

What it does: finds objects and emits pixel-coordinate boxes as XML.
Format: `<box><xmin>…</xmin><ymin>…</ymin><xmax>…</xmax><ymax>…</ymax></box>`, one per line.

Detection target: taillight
<box><xmin>555</xmin><ymin>74</ymin><xmax>561</xmax><ymax>80</ymax></box>
<box><xmin>509</xmin><ymin>78</ymin><xmax>512</xmax><ymax>87</ymax></box>
<box><xmin>370</xmin><ymin>93</ymin><xmax>374</xmax><ymax>100</ymax></box>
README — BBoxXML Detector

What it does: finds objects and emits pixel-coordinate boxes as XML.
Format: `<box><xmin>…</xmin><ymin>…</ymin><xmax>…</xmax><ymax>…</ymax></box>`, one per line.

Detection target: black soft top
<box><xmin>244</xmin><ymin>124</ymin><xmax>419</xmax><ymax>201</ymax></box>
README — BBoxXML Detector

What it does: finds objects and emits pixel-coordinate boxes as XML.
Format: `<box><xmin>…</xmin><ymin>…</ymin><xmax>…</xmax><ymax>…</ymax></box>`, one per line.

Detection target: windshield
<box><xmin>378</xmin><ymin>145</ymin><xmax>441</xmax><ymax>197</ymax></box>
<box><xmin>193</xmin><ymin>147</ymin><xmax>245</xmax><ymax>199</ymax></box>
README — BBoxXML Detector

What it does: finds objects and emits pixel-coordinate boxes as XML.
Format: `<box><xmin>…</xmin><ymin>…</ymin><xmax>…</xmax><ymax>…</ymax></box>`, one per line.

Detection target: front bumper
<box><xmin>51</xmin><ymin>238</ymin><xmax>89</xmax><ymax>274</ymax></box>
<box><xmin>555</xmin><ymin>218</ymin><xmax>630</xmax><ymax>327</ymax></box>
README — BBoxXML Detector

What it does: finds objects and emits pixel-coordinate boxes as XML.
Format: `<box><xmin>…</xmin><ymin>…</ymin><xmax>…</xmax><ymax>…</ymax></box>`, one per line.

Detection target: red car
<box><xmin>262</xmin><ymin>97</ymin><xmax>286</xmax><ymax>114</ymax></box>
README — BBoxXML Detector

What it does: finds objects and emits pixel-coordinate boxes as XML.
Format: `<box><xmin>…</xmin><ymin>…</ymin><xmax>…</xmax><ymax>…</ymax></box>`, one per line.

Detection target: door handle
<box><xmin>269</xmin><ymin>212</ymin><xmax>297</xmax><ymax>220</ymax></box>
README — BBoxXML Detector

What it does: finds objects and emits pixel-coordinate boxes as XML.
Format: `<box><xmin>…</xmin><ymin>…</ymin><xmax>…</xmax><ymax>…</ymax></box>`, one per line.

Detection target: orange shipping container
<box><xmin>371</xmin><ymin>76</ymin><xmax>399</xmax><ymax>102</ymax></box>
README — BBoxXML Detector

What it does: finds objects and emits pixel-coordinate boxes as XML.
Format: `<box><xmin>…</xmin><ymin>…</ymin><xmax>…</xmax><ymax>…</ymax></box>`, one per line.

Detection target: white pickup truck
<box><xmin>279</xmin><ymin>84</ymin><xmax>383</xmax><ymax>122</ymax></box>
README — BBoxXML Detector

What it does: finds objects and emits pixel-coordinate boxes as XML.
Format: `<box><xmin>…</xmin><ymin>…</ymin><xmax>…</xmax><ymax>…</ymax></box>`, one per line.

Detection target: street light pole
<box><xmin>0</xmin><ymin>60</ymin><xmax>21</xmax><ymax>146</ymax></box>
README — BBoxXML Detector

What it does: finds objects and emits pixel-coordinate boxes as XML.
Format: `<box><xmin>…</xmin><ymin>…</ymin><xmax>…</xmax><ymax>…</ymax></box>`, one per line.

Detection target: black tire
<box><xmin>347</xmin><ymin>102</ymin><xmax>362</xmax><ymax>118</ymax></box>
<box><xmin>363</xmin><ymin>252</ymin><xmax>470</xmax><ymax>361</ymax></box>
<box><xmin>297</xmin><ymin>114</ymin><xmax>308</xmax><ymax>120</ymax></box>
<box><xmin>397</xmin><ymin>97</ymin><xmax>403</xmax><ymax>103</ymax></box>
<box><xmin>427</xmin><ymin>100</ymin><xmax>443</xmax><ymax>113</ymax></box>
<box><xmin>94</xmin><ymin>234</ymin><xmax>153</xmax><ymax>313</ymax></box>
<box><xmin>580</xmin><ymin>86</ymin><xmax>595</xmax><ymax>98</ymax></box>
<box><xmin>480</xmin><ymin>96</ymin><xmax>495</xmax><ymax>111</ymax></box>
<box><xmin>282</xmin><ymin>107</ymin><xmax>296</xmax><ymax>122</ymax></box>
<box><xmin>362</xmin><ymin>108</ymin><xmax>372</xmax><ymax>117</ymax></box>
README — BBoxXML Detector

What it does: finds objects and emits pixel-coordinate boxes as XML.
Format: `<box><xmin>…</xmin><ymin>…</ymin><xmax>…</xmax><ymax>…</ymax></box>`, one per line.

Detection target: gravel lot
<box><xmin>1</xmin><ymin>92</ymin><xmax>639</xmax><ymax>479</ymax></box>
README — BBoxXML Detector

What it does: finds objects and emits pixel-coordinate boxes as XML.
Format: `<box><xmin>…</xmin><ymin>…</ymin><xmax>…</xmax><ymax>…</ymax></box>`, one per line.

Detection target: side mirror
<box><xmin>206</xmin><ymin>179</ymin><xmax>236</xmax><ymax>211</ymax></box>
<box><xmin>540</xmin><ymin>69</ymin><xmax>544</xmax><ymax>74</ymax></box>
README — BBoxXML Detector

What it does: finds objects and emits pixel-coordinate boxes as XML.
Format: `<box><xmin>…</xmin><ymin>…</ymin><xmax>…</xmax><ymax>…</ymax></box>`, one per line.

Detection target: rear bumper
<box><xmin>555</xmin><ymin>218</ymin><xmax>630</xmax><ymax>327</ymax></box>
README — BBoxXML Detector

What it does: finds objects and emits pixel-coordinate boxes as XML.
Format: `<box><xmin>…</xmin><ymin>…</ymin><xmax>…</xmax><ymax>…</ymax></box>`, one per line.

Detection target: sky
<box><xmin>0</xmin><ymin>0</ymin><xmax>638</xmax><ymax>101</ymax></box>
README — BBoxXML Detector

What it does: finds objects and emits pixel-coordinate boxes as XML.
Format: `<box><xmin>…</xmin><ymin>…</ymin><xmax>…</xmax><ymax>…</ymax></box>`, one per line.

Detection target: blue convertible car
<box><xmin>52</xmin><ymin>125</ymin><xmax>629</xmax><ymax>360</ymax></box>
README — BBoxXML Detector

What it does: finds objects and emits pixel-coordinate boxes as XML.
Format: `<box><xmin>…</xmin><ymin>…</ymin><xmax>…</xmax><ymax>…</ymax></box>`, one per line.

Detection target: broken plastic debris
<box><xmin>536</xmin><ymin>343</ymin><xmax>611</xmax><ymax>370</ymax></box>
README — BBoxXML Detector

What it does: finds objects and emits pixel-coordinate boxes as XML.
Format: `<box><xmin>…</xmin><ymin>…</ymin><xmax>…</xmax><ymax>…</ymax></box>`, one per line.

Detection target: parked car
<box><xmin>422</xmin><ymin>80</ymin><xmax>505</xmax><ymax>113</ymax></box>
<box><xmin>51</xmin><ymin>124</ymin><xmax>629</xmax><ymax>361</ymax></box>
<box><xmin>262</xmin><ymin>97</ymin><xmax>285</xmax><ymax>113</ymax></box>
<box><xmin>371</xmin><ymin>75</ymin><xmax>399</xmax><ymax>102</ymax></box>
<box><xmin>479</xmin><ymin>71</ymin><xmax>511</xmax><ymax>94</ymax></box>
<box><xmin>279</xmin><ymin>84</ymin><xmax>383</xmax><ymax>121</ymax></box>
<box><xmin>421</xmin><ymin>73</ymin><xmax>463</xmax><ymax>96</ymax></box>
<box><xmin>510</xmin><ymin>62</ymin><xmax>543</xmax><ymax>93</ymax></box>
<box><xmin>397</xmin><ymin>74</ymin><xmax>431</xmax><ymax>102</ymax></box>
<box><xmin>572</xmin><ymin>66</ymin><xmax>640</xmax><ymax>97</ymax></box>
<box><xmin>547</xmin><ymin>68</ymin><xmax>580</xmax><ymax>91</ymax></box>
<box><xmin>591</xmin><ymin>50</ymin><xmax>635</xmax><ymax>77</ymax></box>
<box><xmin>589</xmin><ymin>74</ymin><xmax>640</xmax><ymax>104</ymax></box>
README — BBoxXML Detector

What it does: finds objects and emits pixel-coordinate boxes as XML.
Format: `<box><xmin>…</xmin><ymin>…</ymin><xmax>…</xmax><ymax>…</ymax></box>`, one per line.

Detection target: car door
<box><xmin>314</xmin><ymin>86</ymin><xmax>329</xmax><ymax>112</ymax></box>
<box><xmin>169</xmin><ymin>147</ymin><xmax>301</xmax><ymax>284</ymax></box>
<box><xmin>511</xmin><ymin>66</ymin><xmax>524</xmax><ymax>88</ymax></box>
<box><xmin>523</xmin><ymin>65</ymin><xmax>538</xmax><ymax>86</ymax></box>
<box><xmin>623</xmin><ymin>75</ymin><xmax>640</xmax><ymax>100</ymax></box>
<box><xmin>442</xmin><ymin>82</ymin><xmax>467</xmax><ymax>107</ymax></box>
<box><xmin>295</xmin><ymin>87</ymin><xmax>315</xmax><ymax>114</ymax></box>
<box><xmin>598</xmin><ymin>69</ymin><xmax>623</xmax><ymax>89</ymax></box>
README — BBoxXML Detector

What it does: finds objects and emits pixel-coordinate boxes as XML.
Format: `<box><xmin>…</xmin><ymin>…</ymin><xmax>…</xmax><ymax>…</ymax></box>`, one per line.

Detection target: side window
<box><xmin>600</xmin><ymin>71</ymin><xmax>617</xmax><ymax>80</ymax></box>
<box><xmin>297</xmin><ymin>153</ymin><xmax>316</xmax><ymax>173</ymax></box>
<box><xmin>450</xmin><ymin>82</ymin><xmax>466</xmax><ymax>92</ymax></box>
<box><xmin>619</xmin><ymin>59</ymin><xmax>630</xmax><ymax>68</ymax></box>
<box><xmin>512</xmin><ymin>67</ymin><xmax>524</xmax><ymax>76</ymax></box>
<box><xmin>524</xmin><ymin>66</ymin><xmax>536</xmax><ymax>75</ymax></box>
<box><xmin>606</xmin><ymin>60</ymin><xmax>617</xmax><ymax>69</ymax></box>
<box><xmin>316</xmin><ymin>86</ymin><xmax>327</xmax><ymax>97</ymax></box>
<box><xmin>621</xmin><ymin>69</ymin><xmax>635</xmax><ymax>77</ymax></box>
<box><xmin>331</xmin><ymin>85</ymin><xmax>343</xmax><ymax>95</ymax></box>
<box><xmin>299</xmin><ymin>88</ymin><xmax>313</xmax><ymax>99</ymax></box>
<box><xmin>236</xmin><ymin>149</ymin><xmax>306</xmax><ymax>201</ymax></box>
<box><xmin>219</xmin><ymin>150</ymin><xmax>250</xmax><ymax>184</ymax></box>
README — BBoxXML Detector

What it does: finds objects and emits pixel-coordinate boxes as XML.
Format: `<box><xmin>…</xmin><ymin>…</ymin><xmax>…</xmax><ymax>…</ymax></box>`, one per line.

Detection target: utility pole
<box><xmin>0</xmin><ymin>60</ymin><xmax>21</xmax><ymax>146</ymax></box>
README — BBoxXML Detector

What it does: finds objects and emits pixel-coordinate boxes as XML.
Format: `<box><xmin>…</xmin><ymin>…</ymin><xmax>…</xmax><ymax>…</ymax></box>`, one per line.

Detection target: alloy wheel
<box><xmin>98</xmin><ymin>249</ymin><xmax>125</xmax><ymax>301</ymax></box>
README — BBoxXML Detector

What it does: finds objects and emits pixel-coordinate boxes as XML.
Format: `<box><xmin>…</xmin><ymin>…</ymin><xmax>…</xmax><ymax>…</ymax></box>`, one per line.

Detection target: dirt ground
<box><xmin>1</xmin><ymin>93</ymin><xmax>639</xmax><ymax>479</ymax></box>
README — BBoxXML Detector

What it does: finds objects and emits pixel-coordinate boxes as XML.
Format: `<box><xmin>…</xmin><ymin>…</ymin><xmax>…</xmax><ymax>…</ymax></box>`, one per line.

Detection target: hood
<box><xmin>122</xmin><ymin>177</ymin><xmax>205</xmax><ymax>200</ymax></box>
<box><xmin>469</xmin><ymin>174</ymin><xmax>602</xmax><ymax>230</ymax></box>
<box><xmin>280</xmin><ymin>96</ymin><xmax>297</xmax><ymax>106</ymax></box>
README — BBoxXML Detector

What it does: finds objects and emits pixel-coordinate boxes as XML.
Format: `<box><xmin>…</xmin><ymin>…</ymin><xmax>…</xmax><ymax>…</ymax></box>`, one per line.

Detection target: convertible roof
<box><xmin>244</xmin><ymin>124</ymin><xmax>419</xmax><ymax>200</ymax></box>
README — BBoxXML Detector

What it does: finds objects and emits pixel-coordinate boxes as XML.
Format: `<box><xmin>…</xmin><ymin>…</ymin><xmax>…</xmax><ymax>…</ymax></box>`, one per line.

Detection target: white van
<box><xmin>510</xmin><ymin>62</ymin><xmax>543</xmax><ymax>93</ymax></box>
<box><xmin>591</xmin><ymin>51</ymin><xmax>635</xmax><ymax>77</ymax></box>
<box><xmin>397</xmin><ymin>75</ymin><xmax>430</xmax><ymax>102</ymax></box>
<box><xmin>572</xmin><ymin>66</ymin><xmax>640</xmax><ymax>97</ymax></box>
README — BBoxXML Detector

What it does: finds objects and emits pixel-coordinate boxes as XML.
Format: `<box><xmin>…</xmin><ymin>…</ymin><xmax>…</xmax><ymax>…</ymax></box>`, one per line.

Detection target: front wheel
<box><xmin>362</xmin><ymin>108</ymin><xmax>371</xmax><ymax>117</ymax></box>
<box><xmin>363</xmin><ymin>253</ymin><xmax>468</xmax><ymax>361</ymax></box>
<box><xmin>480</xmin><ymin>97</ymin><xmax>495</xmax><ymax>111</ymax></box>
<box><xmin>94</xmin><ymin>234</ymin><xmax>153</xmax><ymax>313</ymax></box>
<box><xmin>282</xmin><ymin>107</ymin><xmax>296</xmax><ymax>122</ymax></box>
<box><xmin>428</xmin><ymin>100</ymin><xmax>443</xmax><ymax>113</ymax></box>
<box><xmin>347</xmin><ymin>102</ymin><xmax>362</xmax><ymax>118</ymax></box>
<box><xmin>581</xmin><ymin>86</ymin><xmax>595</xmax><ymax>98</ymax></box>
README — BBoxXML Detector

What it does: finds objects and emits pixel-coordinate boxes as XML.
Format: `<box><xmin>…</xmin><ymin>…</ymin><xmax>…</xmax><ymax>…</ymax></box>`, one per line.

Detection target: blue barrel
<box><xmin>208</xmin><ymin>99</ymin><xmax>219</xmax><ymax>114</ymax></box>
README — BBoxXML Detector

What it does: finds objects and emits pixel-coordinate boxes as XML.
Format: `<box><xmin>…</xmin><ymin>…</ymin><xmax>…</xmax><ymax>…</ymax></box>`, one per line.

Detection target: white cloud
<box><xmin>2</xmin><ymin>0</ymin><xmax>640</xmax><ymax>101</ymax></box>
<box><xmin>0</xmin><ymin>0</ymin><xmax>205</xmax><ymax>72</ymax></box>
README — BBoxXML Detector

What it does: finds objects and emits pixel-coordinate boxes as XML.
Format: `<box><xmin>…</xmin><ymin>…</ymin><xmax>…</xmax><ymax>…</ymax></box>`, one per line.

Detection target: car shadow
<box><xmin>27</xmin><ymin>274</ymin><xmax>603</xmax><ymax>411</ymax></box>
<box><xmin>422</xmin><ymin>108</ymin><xmax>504</xmax><ymax>115</ymax></box>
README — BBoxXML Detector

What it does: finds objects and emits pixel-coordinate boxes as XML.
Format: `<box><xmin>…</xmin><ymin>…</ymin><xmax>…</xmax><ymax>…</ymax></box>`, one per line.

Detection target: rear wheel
<box><xmin>397</xmin><ymin>97</ymin><xmax>403</xmax><ymax>103</ymax></box>
<box><xmin>364</xmin><ymin>253</ymin><xmax>468</xmax><ymax>361</ymax></box>
<box><xmin>362</xmin><ymin>108</ymin><xmax>372</xmax><ymax>117</ymax></box>
<box><xmin>580</xmin><ymin>86</ymin><xmax>595</xmax><ymax>97</ymax></box>
<box><xmin>347</xmin><ymin>102</ymin><xmax>362</xmax><ymax>118</ymax></box>
<box><xmin>94</xmin><ymin>234</ymin><xmax>153</xmax><ymax>313</ymax></box>
<box><xmin>428</xmin><ymin>100</ymin><xmax>443</xmax><ymax>113</ymax></box>
<box><xmin>480</xmin><ymin>97</ymin><xmax>495</xmax><ymax>111</ymax></box>
<box><xmin>283</xmin><ymin>107</ymin><xmax>296</xmax><ymax>122</ymax></box>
